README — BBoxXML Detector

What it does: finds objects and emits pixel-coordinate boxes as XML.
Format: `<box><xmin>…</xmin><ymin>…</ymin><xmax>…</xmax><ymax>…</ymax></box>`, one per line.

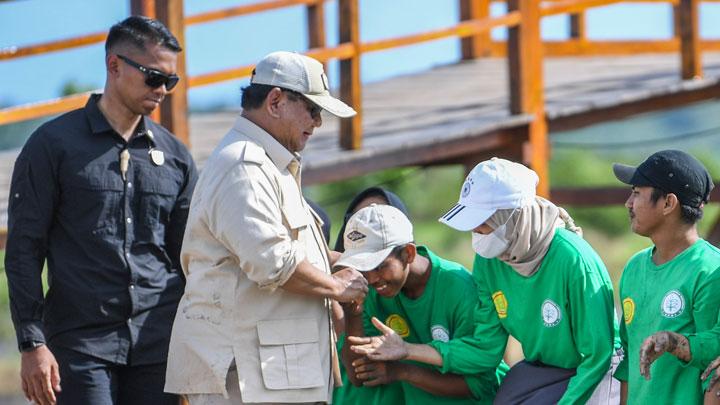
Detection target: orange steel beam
<box><xmin>184</xmin><ymin>0</ymin><xmax>323</xmax><ymax>25</ymax></box>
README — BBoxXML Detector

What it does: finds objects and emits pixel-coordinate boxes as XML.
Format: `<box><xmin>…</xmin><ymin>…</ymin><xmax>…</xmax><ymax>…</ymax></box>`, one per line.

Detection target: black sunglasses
<box><xmin>282</xmin><ymin>89</ymin><xmax>323</xmax><ymax>120</ymax></box>
<box><xmin>117</xmin><ymin>54</ymin><xmax>180</xmax><ymax>91</ymax></box>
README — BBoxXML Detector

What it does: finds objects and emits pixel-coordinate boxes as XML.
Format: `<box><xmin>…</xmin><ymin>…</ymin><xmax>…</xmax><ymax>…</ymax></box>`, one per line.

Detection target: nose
<box><xmin>625</xmin><ymin>194</ymin><xmax>633</xmax><ymax>209</ymax></box>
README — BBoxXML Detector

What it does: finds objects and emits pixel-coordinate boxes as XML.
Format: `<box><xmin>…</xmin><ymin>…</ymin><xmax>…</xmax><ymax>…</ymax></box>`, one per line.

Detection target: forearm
<box><xmin>342</xmin><ymin>310</ymin><xmax>367</xmax><ymax>386</ymax></box>
<box><xmin>397</xmin><ymin>363</ymin><xmax>471</xmax><ymax>398</ymax></box>
<box><xmin>406</xmin><ymin>343</ymin><xmax>444</xmax><ymax>367</ymax></box>
<box><xmin>281</xmin><ymin>259</ymin><xmax>340</xmax><ymax>299</ymax></box>
<box><xmin>620</xmin><ymin>381</ymin><xmax>627</xmax><ymax>405</ymax></box>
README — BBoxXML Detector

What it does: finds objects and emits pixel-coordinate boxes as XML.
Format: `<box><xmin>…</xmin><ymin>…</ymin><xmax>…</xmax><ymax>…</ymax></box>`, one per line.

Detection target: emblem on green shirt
<box><xmin>623</xmin><ymin>297</ymin><xmax>635</xmax><ymax>324</ymax></box>
<box><xmin>541</xmin><ymin>299</ymin><xmax>562</xmax><ymax>327</ymax></box>
<box><xmin>661</xmin><ymin>290</ymin><xmax>685</xmax><ymax>318</ymax></box>
<box><xmin>492</xmin><ymin>291</ymin><xmax>508</xmax><ymax>318</ymax></box>
<box><xmin>430</xmin><ymin>325</ymin><xmax>450</xmax><ymax>342</ymax></box>
<box><xmin>385</xmin><ymin>314</ymin><xmax>410</xmax><ymax>338</ymax></box>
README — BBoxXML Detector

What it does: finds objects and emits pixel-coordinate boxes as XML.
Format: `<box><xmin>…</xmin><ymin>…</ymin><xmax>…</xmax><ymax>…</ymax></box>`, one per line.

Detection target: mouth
<box><xmin>374</xmin><ymin>283</ymin><xmax>389</xmax><ymax>294</ymax></box>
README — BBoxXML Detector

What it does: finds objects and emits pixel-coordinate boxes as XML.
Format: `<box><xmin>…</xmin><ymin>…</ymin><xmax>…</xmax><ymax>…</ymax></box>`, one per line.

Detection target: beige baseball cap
<box><xmin>250</xmin><ymin>51</ymin><xmax>357</xmax><ymax>118</ymax></box>
<box><xmin>334</xmin><ymin>204</ymin><xmax>414</xmax><ymax>272</ymax></box>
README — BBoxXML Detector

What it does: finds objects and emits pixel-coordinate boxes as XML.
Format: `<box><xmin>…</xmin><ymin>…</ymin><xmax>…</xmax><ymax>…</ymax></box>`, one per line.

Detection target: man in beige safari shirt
<box><xmin>165</xmin><ymin>51</ymin><xmax>368</xmax><ymax>404</ymax></box>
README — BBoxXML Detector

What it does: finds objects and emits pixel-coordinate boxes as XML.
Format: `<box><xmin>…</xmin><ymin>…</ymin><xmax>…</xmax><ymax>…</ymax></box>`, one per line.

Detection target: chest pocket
<box><xmin>134</xmin><ymin>166</ymin><xmax>181</xmax><ymax>243</ymax></box>
<box><xmin>257</xmin><ymin>319</ymin><xmax>324</xmax><ymax>390</ymax></box>
<box><xmin>280</xmin><ymin>187</ymin><xmax>310</xmax><ymax>241</ymax></box>
<box><xmin>64</xmin><ymin>164</ymin><xmax>125</xmax><ymax>236</ymax></box>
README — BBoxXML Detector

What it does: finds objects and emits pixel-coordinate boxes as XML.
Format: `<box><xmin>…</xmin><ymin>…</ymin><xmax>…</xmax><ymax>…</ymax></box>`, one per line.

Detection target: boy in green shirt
<box><xmin>335</xmin><ymin>204</ymin><xmax>503</xmax><ymax>404</ymax></box>
<box><xmin>612</xmin><ymin>149</ymin><xmax>720</xmax><ymax>405</ymax></box>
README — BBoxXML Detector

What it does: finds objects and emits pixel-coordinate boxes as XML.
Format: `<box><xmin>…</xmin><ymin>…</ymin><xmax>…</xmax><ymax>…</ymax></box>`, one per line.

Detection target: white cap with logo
<box><xmin>250</xmin><ymin>51</ymin><xmax>357</xmax><ymax>118</ymax></box>
<box><xmin>334</xmin><ymin>204</ymin><xmax>414</xmax><ymax>272</ymax></box>
<box><xmin>439</xmin><ymin>158</ymin><xmax>538</xmax><ymax>231</ymax></box>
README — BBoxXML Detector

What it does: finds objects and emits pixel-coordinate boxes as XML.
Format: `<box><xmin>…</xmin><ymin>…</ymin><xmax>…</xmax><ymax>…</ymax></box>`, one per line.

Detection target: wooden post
<box><xmin>507</xmin><ymin>0</ymin><xmax>549</xmax><ymax>197</ymax></box>
<box><xmin>307</xmin><ymin>0</ymin><xmax>326</xmax><ymax>50</ymax></box>
<box><xmin>155</xmin><ymin>0</ymin><xmax>190</xmax><ymax>147</ymax></box>
<box><xmin>131</xmin><ymin>0</ymin><xmax>156</xmax><ymax>17</ymax></box>
<box><xmin>708</xmin><ymin>214</ymin><xmax>720</xmax><ymax>248</ymax></box>
<box><xmin>339</xmin><ymin>0</ymin><xmax>362</xmax><ymax>150</ymax></box>
<box><xmin>678</xmin><ymin>0</ymin><xmax>702</xmax><ymax>80</ymax></box>
<box><xmin>569</xmin><ymin>11</ymin><xmax>585</xmax><ymax>42</ymax></box>
<box><xmin>131</xmin><ymin>0</ymin><xmax>161</xmax><ymax>123</ymax></box>
<box><xmin>459</xmin><ymin>0</ymin><xmax>491</xmax><ymax>59</ymax></box>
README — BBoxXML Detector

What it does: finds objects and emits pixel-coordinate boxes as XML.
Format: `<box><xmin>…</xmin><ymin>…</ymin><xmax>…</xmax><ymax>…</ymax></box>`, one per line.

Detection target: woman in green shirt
<box><xmin>350</xmin><ymin>158</ymin><xmax>620</xmax><ymax>405</ymax></box>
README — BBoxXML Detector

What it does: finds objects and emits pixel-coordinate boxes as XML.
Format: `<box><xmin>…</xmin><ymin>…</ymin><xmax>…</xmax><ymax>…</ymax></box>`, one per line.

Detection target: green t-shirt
<box><xmin>334</xmin><ymin>246</ymin><xmax>504</xmax><ymax>404</ymax></box>
<box><xmin>431</xmin><ymin>228</ymin><xmax>618</xmax><ymax>405</ymax></box>
<box><xmin>615</xmin><ymin>239</ymin><xmax>720</xmax><ymax>405</ymax></box>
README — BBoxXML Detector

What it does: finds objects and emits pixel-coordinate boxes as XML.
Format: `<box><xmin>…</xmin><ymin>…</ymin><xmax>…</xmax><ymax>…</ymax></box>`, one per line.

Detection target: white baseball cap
<box><xmin>250</xmin><ymin>51</ymin><xmax>357</xmax><ymax>118</ymax></box>
<box><xmin>334</xmin><ymin>204</ymin><xmax>414</xmax><ymax>272</ymax></box>
<box><xmin>439</xmin><ymin>158</ymin><xmax>538</xmax><ymax>231</ymax></box>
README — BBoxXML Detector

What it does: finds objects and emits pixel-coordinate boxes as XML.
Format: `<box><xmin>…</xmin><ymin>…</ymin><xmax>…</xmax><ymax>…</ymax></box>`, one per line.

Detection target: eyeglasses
<box><xmin>117</xmin><ymin>54</ymin><xmax>180</xmax><ymax>91</ymax></box>
<box><xmin>283</xmin><ymin>89</ymin><xmax>322</xmax><ymax>120</ymax></box>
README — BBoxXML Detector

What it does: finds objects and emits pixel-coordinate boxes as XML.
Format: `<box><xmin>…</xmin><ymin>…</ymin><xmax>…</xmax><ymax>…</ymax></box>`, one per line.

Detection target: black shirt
<box><xmin>5</xmin><ymin>94</ymin><xmax>197</xmax><ymax>365</ymax></box>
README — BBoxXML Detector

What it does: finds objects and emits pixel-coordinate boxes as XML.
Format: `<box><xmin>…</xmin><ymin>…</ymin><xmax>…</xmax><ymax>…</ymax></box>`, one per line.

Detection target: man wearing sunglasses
<box><xmin>5</xmin><ymin>15</ymin><xmax>197</xmax><ymax>405</ymax></box>
<box><xmin>165</xmin><ymin>51</ymin><xmax>366</xmax><ymax>404</ymax></box>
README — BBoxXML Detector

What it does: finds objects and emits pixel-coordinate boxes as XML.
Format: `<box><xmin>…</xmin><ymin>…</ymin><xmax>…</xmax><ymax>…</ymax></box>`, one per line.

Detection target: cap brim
<box><xmin>438</xmin><ymin>203</ymin><xmax>496</xmax><ymax>231</ymax></box>
<box><xmin>612</xmin><ymin>163</ymin><xmax>637</xmax><ymax>185</ymax></box>
<box><xmin>334</xmin><ymin>246</ymin><xmax>395</xmax><ymax>272</ymax></box>
<box><xmin>304</xmin><ymin>93</ymin><xmax>357</xmax><ymax>118</ymax></box>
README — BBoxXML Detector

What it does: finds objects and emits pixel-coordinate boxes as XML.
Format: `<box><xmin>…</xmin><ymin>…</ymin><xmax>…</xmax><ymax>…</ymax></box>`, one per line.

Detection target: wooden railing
<box><xmin>1</xmin><ymin>0</ymin><xmax>718</xmax><ymax>194</ymax></box>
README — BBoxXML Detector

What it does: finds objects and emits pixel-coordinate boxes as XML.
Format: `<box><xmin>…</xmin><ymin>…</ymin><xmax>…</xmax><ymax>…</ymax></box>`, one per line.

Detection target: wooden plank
<box><xmin>541</xmin><ymin>0</ymin><xmax>626</xmax><ymax>17</ymax></box>
<box><xmin>707</xmin><ymin>213</ymin><xmax>720</xmax><ymax>247</ymax></box>
<box><xmin>548</xmin><ymin>79</ymin><xmax>720</xmax><ymax>132</ymax></box>
<box><xmin>156</xmin><ymin>0</ymin><xmax>190</xmax><ymax>147</ymax></box>
<box><xmin>552</xmin><ymin>183</ymin><xmax>720</xmax><ymax>206</ymax></box>
<box><xmin>460</xmin><ymin>0</ymin><xmax>492</xmax><ymax>60</ymax></box>
<box><xmin>0</xmin><ymin>32</ymin><xmax>107</xmax><ymax>61</ymax></box>
<box><xmin>184</xmin><ymin>0</ymin><xmax>321</xmax><ymax>25</ymax></box>
<box><xmin>361</xmin><ymin>12</ymin><xmax>521</xmax><ymax>54</ymax></box>
<box><xmin>678</xmin><ymin>0</ymin><xmax>702</xmax><ymax>79</ymax></box>
<box><xmin>508</xmin><ymin>0</ymin><xmax>549</xmax><ymax>197</ymax></box>
<box><xmin>0</xmin><ymin>92</ymin><xmax>93</xmax><ymax>125</ymax></box>
<box><xmin>338</xmin><ymin>0</ymin><xmax>363</xmax><ymax>150</ymax></box>
<box><xmin>487</xmin><ymin>39</ymin><xmax>720</xmax><ymax>57</ymax></box>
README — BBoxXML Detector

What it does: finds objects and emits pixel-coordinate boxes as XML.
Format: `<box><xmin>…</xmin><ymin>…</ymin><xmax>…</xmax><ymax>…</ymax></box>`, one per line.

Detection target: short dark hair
<box><xmin>650</xmin><ymin>187</ymin><xmax>703</xmax><ymax>224</ymax></box>
<box><xmin>240</xmin><ymin>83</ymin><xmax>275</xmax><ymax>110</ymax></box>
<box><xmin>106</xmin><ymin>16</ymin><xmax>182</xmax><ymax>55</ymax></box>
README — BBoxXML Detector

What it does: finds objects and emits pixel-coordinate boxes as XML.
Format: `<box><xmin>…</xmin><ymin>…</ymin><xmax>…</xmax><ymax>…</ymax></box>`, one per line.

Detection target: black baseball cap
<box><xmin>613</xmin><ymin>150</ymin><xmax>713</xmax><ymax>208</ymax></box>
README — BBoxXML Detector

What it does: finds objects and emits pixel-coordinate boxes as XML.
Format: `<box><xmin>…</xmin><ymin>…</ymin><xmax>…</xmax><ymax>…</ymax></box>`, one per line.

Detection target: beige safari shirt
<box><xmin>165</xmin><ymin>116</ymin><xmax>334</xmax><ymax>402</ymax></box>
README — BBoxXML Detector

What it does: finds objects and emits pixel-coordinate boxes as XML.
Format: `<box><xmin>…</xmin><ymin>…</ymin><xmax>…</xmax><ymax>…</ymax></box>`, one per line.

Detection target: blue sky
<box><xmin>1</xmin><ymin>0</ymin><xmax>719</xmax><ymax>110</ymax></box>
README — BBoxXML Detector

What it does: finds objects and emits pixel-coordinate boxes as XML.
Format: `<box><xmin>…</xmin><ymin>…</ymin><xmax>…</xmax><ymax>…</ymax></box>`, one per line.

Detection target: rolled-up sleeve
<box><xmin>205</xmin><ymin>162</ymin><xmax>304</xmax><ymax>291</ymax></box>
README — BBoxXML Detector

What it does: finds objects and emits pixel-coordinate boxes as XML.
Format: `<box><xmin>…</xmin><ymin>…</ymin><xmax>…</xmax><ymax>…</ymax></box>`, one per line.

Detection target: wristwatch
<box><xmin>19</xmin><ymin>340</ymin><xmax>44</xmax><ymax>352</ymax></box>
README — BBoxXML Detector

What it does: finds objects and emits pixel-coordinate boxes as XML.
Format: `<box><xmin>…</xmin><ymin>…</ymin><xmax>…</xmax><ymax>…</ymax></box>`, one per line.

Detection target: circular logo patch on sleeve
<box><xmin>541</xmin><ymin>299</ymin><xmax>562</xmax><ymax>327</ymax></box>
<box><xmin>430</xmin><ymin>325</ymin><xmax>450</xmax><ymax>342</ymax></box>
<box><xmin>661</xmin><ymin>290</ymin><xmax>685</xmax><ymax>318</ymax></box>
<box><xmin>492</xmin><ymin>291</ymin><xmax>508</xmax><ymax>319</ymax></box>
<box><xmin>622</xmin><ymin>297</ymin><xmax>635</xmax><ymax>324</ymax></box>
<box><xmin>385</xmin><ymin>314</ymin><xmax>410</xmax><ymax>338</ymax></box>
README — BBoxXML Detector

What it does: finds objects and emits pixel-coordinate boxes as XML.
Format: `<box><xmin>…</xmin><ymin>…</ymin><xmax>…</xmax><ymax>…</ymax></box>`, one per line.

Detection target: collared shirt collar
<box><xmin>85</xmin><ymin>93</ymin><xmax>153</xmax><ymax>141</ymax></box>
<box><xmin>233</xmin><ymin>115</ymin><xmax>300</xmax><ymax>172</ymax></box>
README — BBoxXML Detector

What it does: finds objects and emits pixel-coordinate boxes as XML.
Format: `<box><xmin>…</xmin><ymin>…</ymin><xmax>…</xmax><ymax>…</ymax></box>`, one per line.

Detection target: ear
<box><xmin>264</xmin><ymin>87</ymin><xmax>285</xmax><ymax>119</ymax></box>
<box><xmin>107</xmin><ymin>53</ymin><xmax>120</xmax><ymax>77</ymax></box>
<box><xmin>402</xmin><ymin>243</ymin><xmax>417</xmax><ymax>266</ymax></box>
<box><xmin>662</xmin><ymin>193</ymin><xmax>680</xmax><ymax>216</ymax></box>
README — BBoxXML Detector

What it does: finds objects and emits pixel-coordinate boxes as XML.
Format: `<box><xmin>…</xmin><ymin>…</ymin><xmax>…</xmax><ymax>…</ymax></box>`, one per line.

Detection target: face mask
<box><xmin>471</xmin><ymin>211</ymin><xmax>515</xmax><ymax>258</ymax></box>
<box><xmin>472</xmin><ymin>226</ymin><xmax>510</xmax><ymax>258</ymax></box>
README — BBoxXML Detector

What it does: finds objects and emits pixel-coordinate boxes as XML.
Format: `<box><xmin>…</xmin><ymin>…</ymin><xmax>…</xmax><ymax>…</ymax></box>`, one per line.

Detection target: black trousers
<box><xmin>51</xmin><ymin>345</ymin><xmax>178</xmax><ymax>405</ymax></box>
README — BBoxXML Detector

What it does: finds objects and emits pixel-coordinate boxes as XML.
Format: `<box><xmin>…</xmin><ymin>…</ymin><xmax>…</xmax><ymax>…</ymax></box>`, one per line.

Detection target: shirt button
<box><xmin>125</xmin><ymin>252</ymin><xmax>130</xmax><ymax>258</ymax></box>
<box><xmin>129</xmin><ymin>284</ymin><xmax>135</xmax><ymax>290</ymax></box>
<box><xmin>127</xmin><ymin>182</ymin><xmax>133</xmax><ymax>188</ymax></box>
<box><xmin>127</xmin><ymin>318</ymin><xmax>132</xmax><ymax>324</ymax></box>
<box><xmin>126</xmin><ymin>217</ymin><xmax>132</xmax><ymax>224</ymax></box>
